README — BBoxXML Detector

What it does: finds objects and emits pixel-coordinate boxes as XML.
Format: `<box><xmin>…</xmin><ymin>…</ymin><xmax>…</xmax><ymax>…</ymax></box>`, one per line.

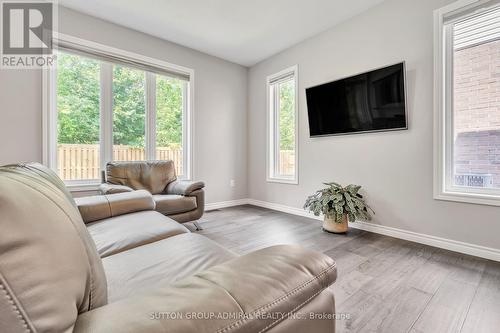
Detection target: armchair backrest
<box><xmin>105</xmin><ymin>160</ymin><xmax>177</xmax><ymax>195</ymax></box>
<box><xmin>0</xmin><ymin>163</ymin><xmax>107</xmax><ymax>332</ymax></box>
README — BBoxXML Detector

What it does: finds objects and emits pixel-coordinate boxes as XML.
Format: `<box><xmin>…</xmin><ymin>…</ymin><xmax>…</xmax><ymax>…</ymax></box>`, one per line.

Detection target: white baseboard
<box><xmin>206</xmin><ymin>198</ymin><xmax>500</xmax><ymax>262</ymax></box>
<box><xmin>205</xmin><ymin>199</ymin><xmax>249</xmax><ymax>211</ymax></box>
<box><xmin>247</xmin><ymin>199</ymin><xmax>316</xmax><ymax>219</ymax></box>
<box><xmin>347</xmin><ymin>220</ymin><xmax>500</xmax><ymax>262</ymax></box>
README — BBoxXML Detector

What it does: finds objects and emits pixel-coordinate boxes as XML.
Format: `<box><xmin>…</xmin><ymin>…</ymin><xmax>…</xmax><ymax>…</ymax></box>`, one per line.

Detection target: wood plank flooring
<box><xmin>193</xmin><ymin>205</ymin><xmax>500</xmax><ymax>333</ymax></box>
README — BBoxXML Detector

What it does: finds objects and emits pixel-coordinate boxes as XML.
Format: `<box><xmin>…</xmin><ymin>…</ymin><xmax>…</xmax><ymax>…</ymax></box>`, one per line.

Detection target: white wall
<box><xmin>247</xmin><ymin>0</ymin><xmax>500</xmax><ymax>250</ymax></box>
<box><xmin>0</xmin><ymin>7</ymin><xmax>248</xmax><ymax>204</ymax></box>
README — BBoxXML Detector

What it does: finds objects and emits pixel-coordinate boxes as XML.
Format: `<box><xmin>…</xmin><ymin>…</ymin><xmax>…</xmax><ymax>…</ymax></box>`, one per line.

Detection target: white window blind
<box><xmin>55</xmin><ymin>39</ymin><xmax>191</xmax><ymax>81</ymax></box>
<box><xmin>268</xmin><ymin>71</ymin><xmax>295</xmax><ymax>85</ymax></box>
<box><xmin>453</xmin><ymin>5</ymin><xmax>500</xmax><ymax>50</ymax></box>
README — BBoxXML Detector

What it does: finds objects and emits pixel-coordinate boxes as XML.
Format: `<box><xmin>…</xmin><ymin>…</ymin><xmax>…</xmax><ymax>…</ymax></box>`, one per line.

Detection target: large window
<box><xmin>44</xmin><ymin>35</ymin><xmax>193</xmax><ymax>188</ymax></box>
<box><xmin>435</xmin><ymin>1</ymin><xmax>500</xmax><ymax>205</ymax></box>
<box><xmin>267</xmin><ymin>66</ymin><xmax>298</xmax><ymax>184</ymax></box>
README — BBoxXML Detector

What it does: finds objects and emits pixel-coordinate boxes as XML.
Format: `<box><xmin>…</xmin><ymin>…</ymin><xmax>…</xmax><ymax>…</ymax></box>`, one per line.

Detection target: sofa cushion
<box><xmin>75</xmin><ymin>245</ymin><xmax>337</xmax><ymax>333</ymax></box>
<box><xmin>0</xmin><ymin>163</ymin><xmax>107</xmax><ymax>333</ymax></box>
<box><xmin>87</xmin><ymin>211</ymin><xmax>189</xmax><ymax>258</ymax></box>
<box><xmin>106</xmin><ymin>161</ymin><xmax>177</xmax><ymax>194</ymax></box>
<box><xmin>153</xmin><ymin>194</ymin><xmax>197</xmax><ymax>215</ymax></box>
<box><xmin>103</xmin><ymin>233</ymin><xmax>236</xmax><ymax>302</ymax></box>
<box><xmin>76</xmin><ymin>190</ymin><xmax>155</xmax><ymax>223</ymax></box>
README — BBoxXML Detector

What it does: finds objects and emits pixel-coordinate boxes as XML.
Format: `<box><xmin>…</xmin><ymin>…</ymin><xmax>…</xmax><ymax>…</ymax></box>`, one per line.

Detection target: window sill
<box><xmin>434</xmin><ymin>190</ymin><xmax>500</xmax><ymax>207</ymax></box>
<box><xmin>266</xmin><ymin>177</ymin><xmax>299</xmax><ymax>185</ymax></box>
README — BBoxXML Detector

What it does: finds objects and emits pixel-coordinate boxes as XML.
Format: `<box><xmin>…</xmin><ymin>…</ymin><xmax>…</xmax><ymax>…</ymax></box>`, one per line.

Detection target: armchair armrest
<box><xmin>75</xmin><ymin>190</ymin><xmax>155</xmax><ymax>223</ymax></box>
<box><xmin>73</xmin><ymin>245</ymin><xmax>337</xmax><ymax>333</ymax></box>
<box><xmin>99</xmin><ymin>183</ymin><xmax>134</xmax><ymax>195</ymax></box>
<box><xmin>166</xmin><ymin>179</ymin><xmax>205</xmax><ymax>196</ymax></box>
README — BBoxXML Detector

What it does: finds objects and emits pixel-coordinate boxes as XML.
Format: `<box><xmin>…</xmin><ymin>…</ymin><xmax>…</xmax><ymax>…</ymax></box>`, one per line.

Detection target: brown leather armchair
<box><xmin>100</xmin><ymin>160</ymin><xmax>205</xmax><ymax>229</ymax></box>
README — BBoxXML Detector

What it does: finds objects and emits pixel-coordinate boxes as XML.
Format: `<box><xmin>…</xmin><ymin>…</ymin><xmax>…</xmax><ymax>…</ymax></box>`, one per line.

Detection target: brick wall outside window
<box><xmin>453</xmin><ymin>39</ymin><xmax>500</xmax><ymax>188</ymax></box>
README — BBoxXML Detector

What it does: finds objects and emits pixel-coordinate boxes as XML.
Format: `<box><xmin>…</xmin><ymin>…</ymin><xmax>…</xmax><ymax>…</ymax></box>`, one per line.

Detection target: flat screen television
<box><xmin>306</xmin><ymin>62</ymin><xmax>407</xmax><ymax>137</ymax></box>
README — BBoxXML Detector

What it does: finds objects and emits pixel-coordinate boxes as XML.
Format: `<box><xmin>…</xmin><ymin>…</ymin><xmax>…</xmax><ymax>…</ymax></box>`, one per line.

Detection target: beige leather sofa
<box><xmin>0</xmin><ymin>163</ymin><xmax>337</xmax><ymax>333</ymax></box>
<box><xmin>100</xmin><ymin>160</ymin><xmax>205</xmax><ymax>226</ymax></box>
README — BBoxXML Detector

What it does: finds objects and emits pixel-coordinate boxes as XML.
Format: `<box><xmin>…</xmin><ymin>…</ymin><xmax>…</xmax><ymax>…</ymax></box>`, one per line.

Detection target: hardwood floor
<box><xmin>194</xmin><ymin>205</ymin><xmax>500</xmax><ymax>333</ymax></box>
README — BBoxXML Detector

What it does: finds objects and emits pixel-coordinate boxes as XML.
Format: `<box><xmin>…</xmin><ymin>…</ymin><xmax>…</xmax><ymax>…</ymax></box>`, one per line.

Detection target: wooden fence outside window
<box><xmin>57</xmin><ymin>144</ymin><xmax>295</xmax><ymax>181</ymax></box>
<box><xmin>57</xmin><ymin>144</ymin><xmax>183</xmax><ymax>180</ymax></box>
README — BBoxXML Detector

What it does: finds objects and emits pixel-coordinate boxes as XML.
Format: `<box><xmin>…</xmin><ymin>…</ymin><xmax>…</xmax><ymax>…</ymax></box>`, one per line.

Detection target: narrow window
<box><xmin>156</xmin><ymin>75</ymin><xmax>186</xmax><ymax>177</ymax></box>
<box><xmin>267</xmin><ymin>66</ymin><xmax>298</xmax><ymax>184</ymax></box>
<box><xmin>56</xmin><ymin>52</ymin><xmax>101</xmax><ymax>181</ymax></box>
<box><xmin>112</xmin><ymin>65</ymin><xmax>146</xmax><ymax>161</ymax></box>
<box><xmin>435</xmin><ymin>2</ymin><xmax>500</xmax><ymax>205</ymax></box>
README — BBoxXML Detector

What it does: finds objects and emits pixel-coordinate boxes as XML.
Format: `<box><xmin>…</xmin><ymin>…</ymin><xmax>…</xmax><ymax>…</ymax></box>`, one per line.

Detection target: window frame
<box><xmin>266</xmin><ymin>65</ymin><xmax>299</xmax><ymax>185</ymax></box>
<box><xmin>43</xmin><ymin>33</ymin><xmax>194</xmax><ymax>190</ymax></box>
<box><xmin>434</xmin><ymin>0</ymin><xmax>500</xmax><ymax>206</ymax></box>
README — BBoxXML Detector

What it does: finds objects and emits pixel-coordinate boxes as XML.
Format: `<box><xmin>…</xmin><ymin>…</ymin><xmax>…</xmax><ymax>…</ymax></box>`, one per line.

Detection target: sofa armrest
<box><xmin>75</xmin><ymin>190</ymin><xmax>155</xmax><ymax>223</ymax></box>
<box><xmin>73</xmin><ymin>245</ymin><xmax>337</xmax><ymax>333</ymax></box>
<box><xmin>99</xmin><ymin>183</ymin><xmax>134</xmax><ymax>195</ymax></box>
<box><xmin>165</xmin><ymin>179</ymin><xmax>205</xmax><ymax>195</ymax></box>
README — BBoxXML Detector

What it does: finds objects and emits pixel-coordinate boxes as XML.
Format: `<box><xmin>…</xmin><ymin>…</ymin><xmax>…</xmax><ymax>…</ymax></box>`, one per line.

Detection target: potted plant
<box><xmin>304</xmin><ymin>182</ymin><xmax>374</xmax><ymax>233</ymax></box>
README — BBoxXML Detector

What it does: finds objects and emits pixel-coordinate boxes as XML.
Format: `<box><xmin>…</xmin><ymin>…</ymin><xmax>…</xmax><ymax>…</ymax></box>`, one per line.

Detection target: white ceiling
<box><xmin>59</xmin><ymin>0</ymin><xmax>386</xmax><ymax>66</ymax></box>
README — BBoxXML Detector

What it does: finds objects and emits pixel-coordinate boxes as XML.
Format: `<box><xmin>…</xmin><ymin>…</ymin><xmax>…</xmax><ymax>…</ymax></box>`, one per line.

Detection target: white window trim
<box><xmin>266</xmin><ymin>65</ymin><xmax>299</xmax><ymax>185</ymax></box>
<box><xmin>433</xmin><ymin>0</ymin><xmax>500</xmax><ymax>206</ymax></box>
<box><xmin>43</xmin><ymin>33</ymin><xmax>194</xmax><ymax>190</ymax></box>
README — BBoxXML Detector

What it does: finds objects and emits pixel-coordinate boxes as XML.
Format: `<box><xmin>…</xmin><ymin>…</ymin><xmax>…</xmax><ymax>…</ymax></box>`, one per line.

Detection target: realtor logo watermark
<box><xmin>1</xmin><ymin>0</ymin><xmax>57</xmax><ymax>68</ymax></box>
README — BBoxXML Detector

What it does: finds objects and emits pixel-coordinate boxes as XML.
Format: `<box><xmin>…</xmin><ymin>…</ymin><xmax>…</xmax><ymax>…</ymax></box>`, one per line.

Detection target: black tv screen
<box><xmin>306</xmin><ymin>62</ymin><xmax>407</xmax><ymax>137</ymax></box>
